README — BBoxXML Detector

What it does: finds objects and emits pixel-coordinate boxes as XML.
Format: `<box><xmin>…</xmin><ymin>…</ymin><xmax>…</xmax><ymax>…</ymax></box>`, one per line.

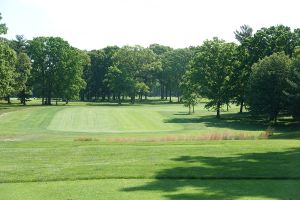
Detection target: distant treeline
<box><xmin>1</xmin><ymin>12</ymin><xmax>300</xmax><ymax>122</ymax></box>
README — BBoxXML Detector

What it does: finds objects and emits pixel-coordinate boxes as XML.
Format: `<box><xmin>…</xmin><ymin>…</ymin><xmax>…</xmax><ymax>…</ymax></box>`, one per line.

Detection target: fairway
<box><xmin>47</xmin><ymin>106</ymin><xmax>181</xmax><ymax>133</ymax></box>
<box><xmin>0</xmin><ymin>101</ymin><xmax>300</xmax><ymax>200</ymax></box>
<box><xmin>2</xmin><ymin>1</ymin><xmax>300</xmax><ymax>199</ymax></box>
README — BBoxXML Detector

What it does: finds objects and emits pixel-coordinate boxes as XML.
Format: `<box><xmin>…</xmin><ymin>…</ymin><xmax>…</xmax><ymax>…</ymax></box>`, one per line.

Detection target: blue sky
<box><xmin>1</xmin><ymin>0</ymin><xmax>299</xmax><ymax>50</ymax></box>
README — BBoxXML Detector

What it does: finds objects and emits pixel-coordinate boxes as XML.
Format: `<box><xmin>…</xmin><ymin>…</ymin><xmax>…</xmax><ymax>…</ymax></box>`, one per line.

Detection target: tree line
<box><xmin>1</xmin><ymin>12</ymin><xmax>300</xmax><ymax>122</ymax></box>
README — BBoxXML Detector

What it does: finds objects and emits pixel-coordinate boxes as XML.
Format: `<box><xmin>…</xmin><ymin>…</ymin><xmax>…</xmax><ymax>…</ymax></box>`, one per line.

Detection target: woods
<box><xmin>1</xmin><ymin>12</ymin><xmax>300</xmax><ymax>122</ymax></box>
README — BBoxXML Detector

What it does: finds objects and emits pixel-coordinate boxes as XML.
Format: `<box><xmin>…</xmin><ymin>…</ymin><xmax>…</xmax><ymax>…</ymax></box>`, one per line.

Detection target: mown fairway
<box><xmin>0</xmin><ymin>100</ymin><xmax>300</xmax><ymax>200</ymax></box>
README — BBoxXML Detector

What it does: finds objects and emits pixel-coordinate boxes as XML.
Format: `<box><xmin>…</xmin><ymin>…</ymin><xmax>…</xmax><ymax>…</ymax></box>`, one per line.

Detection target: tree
<box><xmin>234</xmin><ymin>24</ymin><xmax>253</xmax><ymax>43</ymax></box>
<box><xmin>232</xmin><ymin>25</ymin><xmax>254</xmax><ymax>113</ymax></box>
<box><xmin>149</xmin><ymin>44</ymin><xmax>172</xmax><ymax>99</ymax></box>
<box><xmin>180</xmin><ymin>70</ymin><xmax>199</xmax><ymax>114</ymax></box>
<box><xmin>105</xmin><ymin>65</ymin><xmax>126</xmax><ymax>104</ymax></box>
<box><xmin>247</xmin><ymin>52</ymin><xmax>290</xmax><ymax>123</ymax></box>
<box><xmin>86</xmin><ymin>50</ymin><xmax>106</xmax><ymax>100</ymax></box>
<box><xmin>248</xmin><ymin>25</ymin><xmax>296</xmax><ymax>64</ymax></box>
<box><xmin>286</xmin><ymin>48</ymin><xmax>300</xmax><ymax>120</ymax></box>
<box><xmin>190</xmin><ymin>38</ymin><xmax>239</xmax><ymax>118</ymax></box>
<box><xmin>0</xmin><ymin>41</ymin><xmax>17</xmax><ymax>101</ymax></box>
<box><xmin>15</xmin><ymin>52</ymin><xmax>32</xmax><ymax>105</ymax></box>
<box><xmin>59</xmin><ymin>48</ymin><xmax>87</xmax><ymax>103</ymax></box>
<box><xmin>106</xmin><ymin>46</ymin><xmax>159</xmax><ymax>104</ymax></box>
<box><xmin>0</xmin><ymin>14</ymin><xmax>17</xmax><ymax>104</ymax></box>
<box><xmin>81</xmin><ymin>46</ymin><xmax>119</xmax><ymax>101</ymax></box>
<box><xmin>148</xmin><ymin>44</ymin><xmax>172</xmax><ymax>56</ymax></box>
<box><xmin>0</xmin><ymin>13</ymin><xmax>8</xmax><ymax>35</ymax></box>
<box><xmin>28</xmin><ymin>37</ymin><xmax>86</xmax><ymax>105</ymax></box>
<box><xmin>161</xmin><ymin>48</ymin><xmax>192</xmax><ymax>102</ymax></box>
<box><xmin>10</xmin><ymin>35</ymin><xmax>27</xmax><ymax>53</ymax></box>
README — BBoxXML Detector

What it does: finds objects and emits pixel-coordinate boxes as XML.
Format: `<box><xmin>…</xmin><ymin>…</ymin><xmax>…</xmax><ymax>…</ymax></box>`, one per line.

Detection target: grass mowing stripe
<box><xmin>1</xmin><ymin>141</ymin><xmax>300</xmax><ymax>183</ymax></box>
<box><xmin>47</xmin><ymin>107</ymin><xmax>182</xmax><ymax>133</ymax></box>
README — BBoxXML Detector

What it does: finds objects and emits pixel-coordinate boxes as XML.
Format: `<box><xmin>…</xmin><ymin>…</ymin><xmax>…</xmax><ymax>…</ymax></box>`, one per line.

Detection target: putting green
<box><xmin>47</xmin><ymin>107</ymin><xmax>181</xmax><ymax>133</ymax></box>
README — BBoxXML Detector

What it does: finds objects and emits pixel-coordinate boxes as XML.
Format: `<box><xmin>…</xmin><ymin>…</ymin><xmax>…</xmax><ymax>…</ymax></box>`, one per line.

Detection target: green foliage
<box><xmin>148</xmin><ymin>43</ymin><xmax>172</xmax><ymax>56</ymax></box>
<box><xmin>248</xmin><ymin>25</ymin><xmax>296</xmax><ymax>64</ymax></box>
<box><xmin>105</xmin><ymin>46</ymin><xmax>160</xmax><ymax>103</ymax></box>
<box><xmin>60</xmin><ymin>48</ymin><xmax>87</xmax><ymax>102</ymax></box>
<box><xmin>286</xmin><ymin>48</ymin><xmax>300</xmax><ymax>120</ymax></box>
<box><xmin>15</xmin><ymin>52</ymin><xmax>32</xmax><ymax>105</ymax></box>
<box><xmin>180</xmin><ymin>70</ymin><xmax>199</xmax><ymax>114</ymax></box>
<box><xmin>83</xmin><ymin>46</ymin><xmax>119</xmax><ymax>101</ymax></box>
<box><xmin>161</xmin><ymin>48</ymin><xmax>193</xmax><ymax>102</ymax></box>
<box><xmin>28</xmin><ymin>37</ymin><xmax>85</xmax><ymax>104</ymax></box>
<box><xmin>0</xmin><ymin>41</ymin><xmax>17</xmax><ymax>98</ymax></box>
<box><xmin>190</xmin><ymin>38</ymin><xmax>239</xmax><ymax>118</ymax></box>
<box><xmin>247</xmin><ymin>52</ymin><xmax>290</xmax><ymax>122</ymax></box>
<box><xmin>234</xmin><ymin>24</ymin><xmax>253</xmax><ymax>43</ymax></box>
<box><xmin>233</xmin><ymin>25</ymin><xmax>253</xmax><ymax>112</ymax></box>
<box><xmin>0</xmin><ymin>13</ymin><xmax>8</xmax><ymax>35</ymax></box>
<box><xmin>10</xmin><ymin>35</ymin><xmax>27</xmax><ymax>53</ymax></box>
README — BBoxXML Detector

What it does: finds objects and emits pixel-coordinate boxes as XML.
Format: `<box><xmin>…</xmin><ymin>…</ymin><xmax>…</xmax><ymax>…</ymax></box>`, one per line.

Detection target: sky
<box><xmin>1</xmin><ymin>0</ymin><xmax>299</xmax><ymax>50</ymax></box>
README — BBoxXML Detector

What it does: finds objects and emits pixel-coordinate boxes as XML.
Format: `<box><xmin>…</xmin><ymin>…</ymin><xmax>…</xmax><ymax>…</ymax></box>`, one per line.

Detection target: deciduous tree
<box><xmin>190</xmin><ymin>38</ymin><xmax>239</xmax><ymax>118</ymax></box>
<box><xmin>247</xmin><ymin>52</ymin><xmax>290</xmax><ymax>123</ymax></box>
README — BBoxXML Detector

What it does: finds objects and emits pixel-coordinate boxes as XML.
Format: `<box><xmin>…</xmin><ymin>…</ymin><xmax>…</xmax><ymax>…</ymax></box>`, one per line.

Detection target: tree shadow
<box><xmin>165</xmin><ymin>112</ymin><xmax>300</xmax><ymax>138</ymax></box>
<box><xmin>123</xmin><ymin>148</ymin><xmax>300</xmax><ymax>199</ymax></box>
<box><xmin>85</xmin><ymin>100</ymin><xmax>176</xmax><ymax>106</ymax></box>
<box><xmin>165</xmin><ymin>113</ymin><xmax>267</xmax><ymax>131</ymax></box>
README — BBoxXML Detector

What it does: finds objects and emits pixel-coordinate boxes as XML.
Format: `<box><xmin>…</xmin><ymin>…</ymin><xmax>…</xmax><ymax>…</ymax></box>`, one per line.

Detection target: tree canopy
<box><xmin>190</xmin><ymin>38</ymin><xmax>239</xmax><ymax>118</ymax></box>
<box><xmin>1</xmin><ymin>10</ymin><xmax>300</xmax><ymax>123</ymax></box>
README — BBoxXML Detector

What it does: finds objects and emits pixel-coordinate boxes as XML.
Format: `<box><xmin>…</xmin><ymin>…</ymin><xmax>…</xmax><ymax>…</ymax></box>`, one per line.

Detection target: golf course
<box><xmin>0</xmin><ymin>100</ymin><xmax>300</xmax><ymax>200</ymax></box>
<box><xmin>1</xmin><ymin>0</ymin><xmax>300</xmax><ymax>199</ymax></box>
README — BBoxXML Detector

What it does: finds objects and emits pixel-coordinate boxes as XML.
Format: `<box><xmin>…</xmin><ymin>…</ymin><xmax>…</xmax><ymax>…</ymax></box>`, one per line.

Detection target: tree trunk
<box><xmin>7</xmin><ymin>96</ymin><xmax>11</xmax><ymax>104</ymax></box>
<box><xmin>80</xmin><ymin>93</ymin><xmax>85</xmax><ymax>102</ymax></box>
<box><xmin>131</xmin><ymin>95</ymin><xmax>135</xmax><ymax>104</ymax></box>
<box><xmin>226</xmin><ymin>103</ymin><xmax>229</xmax><ymax>112</ymax></box>
<box><xmin>165</xmin><ymin>86</ymin><xmax>168</xmax><ymax>100</ymax></box>
<box><xmin>22</xmin><ymin>89</ymin><xmax>26</xmax><ymax>105</ymax></box>
<box><xmin>216</xmin><ymin>102</ymin><xmax>221</xmax><ymax>118</ymax></box>
<box><xmin>161</xmin><ymin>82</ymin><xmax>164</xmax><ymax>99</ymax></box>
<box><xmin>47</xmin><ymin>91</ymin><xmax>51</xmax><ymax>105</ymax></box>
<box><xmin>169</xmin><ymin>85</ymin><xmax>172</xmax><ymax>102</ymax></box>
<box><xmin>188</xmin><ymin>105</ymin><xmax>191</xmax><ymax>114</ymax></box>
<box><xmin>239</xmin><ymin>99</ymin><xmax>244</xmax><ymax>113</ymax></box>
<box><xmin>118</xmin><ymin>93</ymin><xmax>121</xmax><ymax>105</ymax></box>
<box><xmin>193</xmin><ymin>105</ymin><xmax>195</xmax><ymax>113</ymax></box>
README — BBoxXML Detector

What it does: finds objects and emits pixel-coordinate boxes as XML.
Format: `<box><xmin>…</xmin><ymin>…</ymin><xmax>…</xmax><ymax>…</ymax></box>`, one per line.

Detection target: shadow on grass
<box><xmin>85</xmin><ymin>100</ymin><xmax>178</xmax><ymax>106</ymax></box>
<box><xmin>165</xmin><ymin>113</ymin><xmax>267</xmax><ymax>131</ymax></box>
<box><xmin>123</xmin><ymin>148</ymin><xmax>300</xmax><ymax>199</ymax></box>
<box><xmin>165</xmin><ymin>112</ymin><xmax>300</xmax><ymax>138</ymax></box>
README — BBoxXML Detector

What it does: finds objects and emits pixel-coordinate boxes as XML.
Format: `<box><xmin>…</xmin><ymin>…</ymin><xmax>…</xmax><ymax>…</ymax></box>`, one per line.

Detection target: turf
<box><xmin>47</xmin><ymin>106</ymin><xmax>181</xmax><ymax>132</ymax></box>
<box><xmin>0</xmin><ymin>100</ymin><xmax>300</xmax><ymax>200</ymax></box>
<box><xmin>1</xmin><ymin>140</ymin><xmax>300</xmax><ymax>183</ymax></box>
<box><xmin>1</xmin><ymin>179</ymin><xmax>300</xmax><ymax>200</ymax></box>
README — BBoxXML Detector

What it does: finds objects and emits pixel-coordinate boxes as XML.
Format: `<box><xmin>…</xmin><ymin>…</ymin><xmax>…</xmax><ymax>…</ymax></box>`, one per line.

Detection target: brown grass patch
<box><xmin>109</xmin><ymin>132</ymin><xmax>262</xmax><ymax>143</ymax></box>
<box><xmin>74</xmin><ymin>137</ymin><xmax>99</xmax><ymax>142</ymax></box>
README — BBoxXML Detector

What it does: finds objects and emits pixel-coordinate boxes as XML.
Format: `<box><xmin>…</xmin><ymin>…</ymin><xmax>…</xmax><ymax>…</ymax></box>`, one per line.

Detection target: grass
<box><xmin>0</xmin><ymin>99</ymin><xmax>300</xmax><ymax>199</ymax></box>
